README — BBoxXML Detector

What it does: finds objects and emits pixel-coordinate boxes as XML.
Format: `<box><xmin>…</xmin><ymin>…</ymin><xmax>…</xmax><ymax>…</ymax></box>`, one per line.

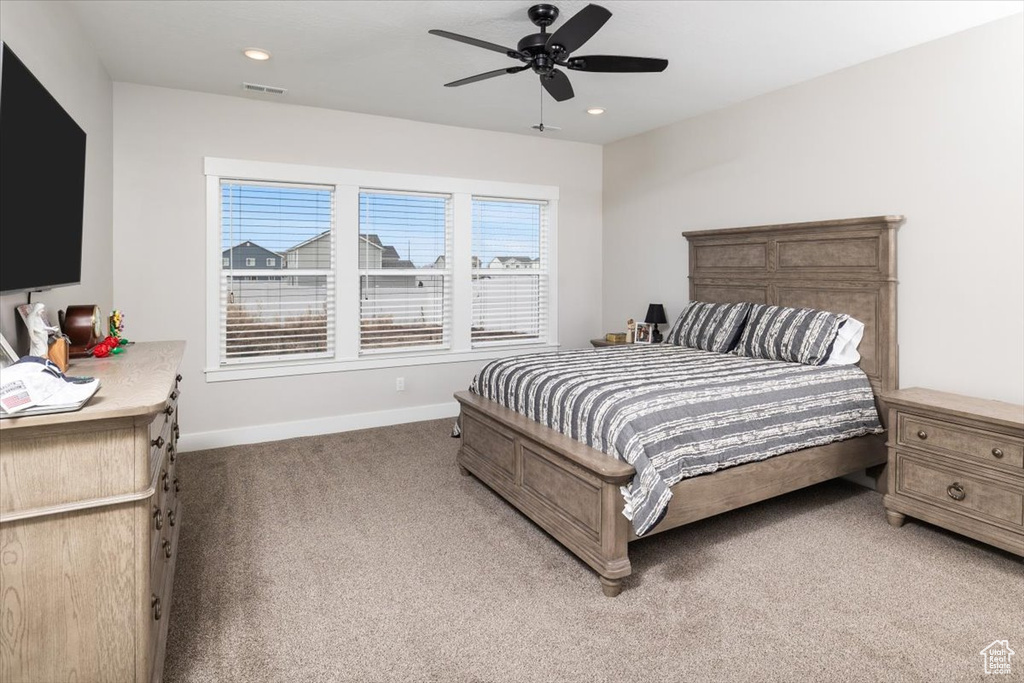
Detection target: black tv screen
<box><xmin>1</xmin><ymin>42</ymin><xmax>87</xmax><ymax>294</ymax></box>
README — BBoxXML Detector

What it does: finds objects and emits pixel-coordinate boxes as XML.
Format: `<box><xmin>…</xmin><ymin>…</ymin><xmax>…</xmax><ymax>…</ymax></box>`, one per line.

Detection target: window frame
<box><xmin>470</xmin><ymin>197</ymin><xmax>550</xmax><ymax>349</ymax></box>
<box><xmin>204</xmin><ymin>157</ymin><xmax>559</xmax><ymax>382</ymax></box>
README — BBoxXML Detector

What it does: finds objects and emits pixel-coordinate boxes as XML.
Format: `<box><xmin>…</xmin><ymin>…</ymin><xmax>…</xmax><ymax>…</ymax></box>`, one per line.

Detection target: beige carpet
<box><xmin>165</xmin><ymin>419</ymin><xmax>1023</xmax><ymax>683</ymax></box>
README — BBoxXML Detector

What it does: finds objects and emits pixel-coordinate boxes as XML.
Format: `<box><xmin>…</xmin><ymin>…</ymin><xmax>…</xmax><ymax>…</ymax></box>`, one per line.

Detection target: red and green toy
<box><xmin>92</xmin><ymin>309</ymin><xmax>130</xmax><ymax>358</ymax></box>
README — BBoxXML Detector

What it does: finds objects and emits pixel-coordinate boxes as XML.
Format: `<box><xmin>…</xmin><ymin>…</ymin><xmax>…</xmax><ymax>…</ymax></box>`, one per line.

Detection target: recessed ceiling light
<box><xmin>586</xmin><ymin>107</ymin><xmax>605</xmax><ymax>115</ymax></box>
<box><xmin>243</xmin><ymin>48</ymin><xmax>271</xmax><ymax>61</ymax></box>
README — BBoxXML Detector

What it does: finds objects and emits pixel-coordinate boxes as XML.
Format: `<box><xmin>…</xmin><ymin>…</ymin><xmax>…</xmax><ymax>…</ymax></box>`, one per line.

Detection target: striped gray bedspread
<box><xmin>470</xmin><ymin>344</ymin><xmax>882</xmax><ymax>536</ymax></box>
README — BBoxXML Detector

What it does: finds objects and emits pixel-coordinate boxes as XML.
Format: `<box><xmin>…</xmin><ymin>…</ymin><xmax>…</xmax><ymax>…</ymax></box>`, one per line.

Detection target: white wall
<box><xmin>0</xmin><ymin>1</ymin><xmax>113</xmax><ymax>349</ymax></box>
<box><xmin>112</xmin><ymin>83</ymin><xmax>602</xmax><ymax>446</ymax></box>
<box><xmin>603</xmin><ymin>15</ymin><xmax>1024</xmax><ymax>405</ymax></box>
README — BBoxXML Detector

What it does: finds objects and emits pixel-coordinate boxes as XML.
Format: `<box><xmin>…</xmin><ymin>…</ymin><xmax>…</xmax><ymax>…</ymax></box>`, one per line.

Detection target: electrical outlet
<box><xmin>396</xmin><ymin>377</ymin><xmax>405</xmax><ymax>391</ymax></box>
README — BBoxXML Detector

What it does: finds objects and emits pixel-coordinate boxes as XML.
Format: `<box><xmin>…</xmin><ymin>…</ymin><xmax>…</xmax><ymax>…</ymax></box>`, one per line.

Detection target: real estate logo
<box><xmin>980</xmin><ymin>640</ymin><xmax>1015</xmax><ymax>675</ymax></box>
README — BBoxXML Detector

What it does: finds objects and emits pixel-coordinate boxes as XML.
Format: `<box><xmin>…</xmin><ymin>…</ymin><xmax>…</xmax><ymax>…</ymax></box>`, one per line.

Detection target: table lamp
<box><xmin>645</xmin><ymin>303</ymin><xmax>667</xmax><ymax>343</ymax></box>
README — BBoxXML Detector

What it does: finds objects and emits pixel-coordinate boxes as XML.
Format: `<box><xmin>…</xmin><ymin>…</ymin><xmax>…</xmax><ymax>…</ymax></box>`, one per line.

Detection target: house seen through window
<box><xmin>211</xmin><ymin>166</ymin><xmax>555</xmax><ymax>372</ymax></box>
<box><xmin>220</xmin><ymin>181</ymin><xmax>334</xmax><ymax>364</ymax></box>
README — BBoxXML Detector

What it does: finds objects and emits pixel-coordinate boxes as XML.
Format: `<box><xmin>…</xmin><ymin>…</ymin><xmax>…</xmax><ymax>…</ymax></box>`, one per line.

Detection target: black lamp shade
<box><xmin>645</xmin><ymin>303</ymin><xmax>667</xmax><ymax>325</ymax></box>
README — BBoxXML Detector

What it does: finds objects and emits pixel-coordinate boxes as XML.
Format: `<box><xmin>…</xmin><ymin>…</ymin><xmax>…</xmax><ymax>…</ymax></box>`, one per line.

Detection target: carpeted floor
<box><xmin>165</xmin><ymin>419</ymin><xmax>1023</xmax><ymax>683</ymax></box>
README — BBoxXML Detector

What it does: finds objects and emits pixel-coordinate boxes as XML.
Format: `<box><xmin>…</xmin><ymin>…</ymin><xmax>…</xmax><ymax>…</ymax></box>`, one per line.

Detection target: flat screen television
<box><xmin>0</xmin><ymin>42</ymin><xmax>87</xmax><ymax>294</ymax></box>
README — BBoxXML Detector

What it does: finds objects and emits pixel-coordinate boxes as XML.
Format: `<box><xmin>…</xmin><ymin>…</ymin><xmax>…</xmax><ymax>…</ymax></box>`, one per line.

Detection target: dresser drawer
<box><xmin>897</xmin><ymin>453</ymin><xmax>1023</xmax><ymax>528</ymax></box>
<box><xmin>898</xmin><ymin>413</ymin><xmax>1024</xmax><ymax>470</ymax></box>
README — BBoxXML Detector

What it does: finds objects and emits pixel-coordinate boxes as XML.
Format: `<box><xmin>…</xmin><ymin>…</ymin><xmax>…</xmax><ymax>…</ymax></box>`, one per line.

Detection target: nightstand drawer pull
<box><xmin>916</xmin><ymin>430</ymin><xmax>928</xmax><ymax>440</ymax></box>
<box><xmin>151</xmin><ymin>436</ymin><xmax>165</xmax><ymax>449</ymax></box>
<box><xmin>992</xmin><ymin>448</ymin><xmax>1004</xmax><ymax>459</ymax></box>
<box><xmin>163</xmin><ymin>539</ymin><xmax>172</xmax><ymax>559</ymax></box>
<box><xmin>152</xmin><ymin>595</ymin><xmax>162</xmax><ymax>621</ymax></box>
<box><xmin>153</xmin><ymin>507</ymin><xmax>163</xmax><ymax>531</ymax></box>
<box><xmin>946</xmin><ymin>482</ymin><xmax>966</xmax><ymax>501</ymax></box>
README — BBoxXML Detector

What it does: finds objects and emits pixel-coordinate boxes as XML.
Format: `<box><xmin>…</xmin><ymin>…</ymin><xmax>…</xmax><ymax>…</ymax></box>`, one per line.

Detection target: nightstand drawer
<box><xmin>898</xmin><ymin>413</ymin><xmax>1023</xmax><ymax>469</ymax></box>
<box><xmin>897</xmin><ymin>454</ymin><xmax>1023</xmax><ymax>528</ymax></box>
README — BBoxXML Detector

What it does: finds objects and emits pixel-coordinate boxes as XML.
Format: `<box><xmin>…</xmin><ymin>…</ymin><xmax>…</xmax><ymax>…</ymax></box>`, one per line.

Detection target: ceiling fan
<box><xmin>429</xmin><ymin>3</ymin><xmax>668</xmax><ymax>102</ymax></box>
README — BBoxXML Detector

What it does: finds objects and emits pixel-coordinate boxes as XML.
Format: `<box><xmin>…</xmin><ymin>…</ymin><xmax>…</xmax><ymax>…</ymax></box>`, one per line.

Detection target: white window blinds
<box><xmin>358</xmin><ymin>190</ymin><xmax>452</xmax><ymax>353</ymax></box>
<box><xmin>220</xmin><ymin>181</ymin><xmax>335</xmax><ymax>364</ymax></box>
<box><xmin>471</xmin><ymin>198</ymin><xmax>548</xmax><ymax>346</ymax></box>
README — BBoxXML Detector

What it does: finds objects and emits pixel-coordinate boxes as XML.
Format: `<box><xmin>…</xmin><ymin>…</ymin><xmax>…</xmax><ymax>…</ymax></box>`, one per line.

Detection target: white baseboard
<box><xmin>177</xmin><ymin>401</ymin><xmax>460</xmax><ymax>452</ymax></box>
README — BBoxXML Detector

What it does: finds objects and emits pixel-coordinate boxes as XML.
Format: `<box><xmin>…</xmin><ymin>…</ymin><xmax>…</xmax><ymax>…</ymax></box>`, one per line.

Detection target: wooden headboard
<box><xmin>682</xmin><ymin>215</ymin><xmax>903</xmax><ymax>397</ymax></box>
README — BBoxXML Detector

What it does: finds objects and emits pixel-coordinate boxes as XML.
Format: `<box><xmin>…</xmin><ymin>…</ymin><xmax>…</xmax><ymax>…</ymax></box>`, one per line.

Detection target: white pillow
<box><xmin>824</xmin><ymin>316</ymin><xmax>865</xmax><ymax>365</ymax></box>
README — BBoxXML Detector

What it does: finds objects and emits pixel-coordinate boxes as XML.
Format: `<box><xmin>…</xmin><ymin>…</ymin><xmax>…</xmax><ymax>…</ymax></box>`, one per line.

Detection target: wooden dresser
<box><xmin>0</xmin><ymin>341</ymin><xmax>185</xmax><ymax>683</ymax></box>
<box><xmin>881</xmin><ymin>387</ymin><xmax>1023</xmax><ymax>556</ymax></box>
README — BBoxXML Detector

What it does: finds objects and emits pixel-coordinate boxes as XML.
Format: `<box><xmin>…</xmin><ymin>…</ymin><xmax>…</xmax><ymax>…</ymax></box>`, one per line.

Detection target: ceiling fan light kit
<box><xmin>429</xmin><ymin>3</ymin><xmax>668</xmax><ymax>104</ymax></box>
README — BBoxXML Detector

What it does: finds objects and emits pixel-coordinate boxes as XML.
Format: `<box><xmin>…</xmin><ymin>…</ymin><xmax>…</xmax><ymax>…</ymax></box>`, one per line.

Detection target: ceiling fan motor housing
<box><xmin>527</xmin><ymin>4</ymin><xmax>559</xmax><ymax>28</ymax></box>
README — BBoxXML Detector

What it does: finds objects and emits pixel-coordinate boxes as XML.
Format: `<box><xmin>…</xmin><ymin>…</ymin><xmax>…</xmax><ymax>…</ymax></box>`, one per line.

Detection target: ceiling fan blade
<box><xmin>541</xmin><ymin>69</ymin><xmax>574</xmax><ymax>102</ymax></box>
<box><xmin>546</xmin><ymin>4</ymin><xmax>612</xmax><ymax>55</ymax></box>
<box><xmin>567</xmin><ymin>55</ymin><xmax>668</xmax><ymax>73</ymax></box>
<box><xmin>428</xmin><ymin>29</ymin><xmax>520</xmax><ymax>58</ymax></box>
<box><xmin>444</xmin><ymin>66</ymin><xmax>528</xmax><ymax>88</ymax></box>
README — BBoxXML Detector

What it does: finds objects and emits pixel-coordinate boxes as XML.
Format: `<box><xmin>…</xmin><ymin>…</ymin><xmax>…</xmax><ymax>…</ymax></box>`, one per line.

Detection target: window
<box><xmin>471</xmin><ymin>198</ymin><xmax>547</xmax><ymax>346</ymax></box>
<box><xmin>358</xmin><ymin>191</ymin><xmax>451</xmax><ymax>353</ymax></box>
<box><xmin>219</xmin><ymin>181</ymin><xmax>334</xmax><ymax>365</ymax></box>
<box><xmin>205</xmin><ymin>158</ymin><xmax>557</xmax><ymax>380</ymax></box>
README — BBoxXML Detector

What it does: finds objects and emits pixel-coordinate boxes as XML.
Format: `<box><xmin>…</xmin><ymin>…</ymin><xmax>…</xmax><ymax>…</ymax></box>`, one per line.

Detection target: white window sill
<box><xmin>204</xmin><ymin>343</ymin><xmax>560</xmax><ymax>383</ymax></box>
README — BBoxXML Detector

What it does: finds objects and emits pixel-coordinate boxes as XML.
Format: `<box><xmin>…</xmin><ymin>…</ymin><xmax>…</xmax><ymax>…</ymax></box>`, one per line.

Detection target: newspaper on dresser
<box><xmin>0</xmin><ymin>356</ymin><xmax>99</xmax><ymax>417</ymax></box>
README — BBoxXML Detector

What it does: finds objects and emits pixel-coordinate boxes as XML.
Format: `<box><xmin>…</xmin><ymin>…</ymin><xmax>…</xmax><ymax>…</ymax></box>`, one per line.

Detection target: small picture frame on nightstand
<box><xmin>635</xmin><ymin>322</ymin><xmax>653</xmax><ymax>344</ymax></box>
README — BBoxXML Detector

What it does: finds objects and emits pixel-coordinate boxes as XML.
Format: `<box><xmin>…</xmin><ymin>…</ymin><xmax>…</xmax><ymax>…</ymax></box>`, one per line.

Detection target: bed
<box><xmin>454</xmin><ymin>215</ymin><xmax>903</xmax><ymax>596</ymax></box>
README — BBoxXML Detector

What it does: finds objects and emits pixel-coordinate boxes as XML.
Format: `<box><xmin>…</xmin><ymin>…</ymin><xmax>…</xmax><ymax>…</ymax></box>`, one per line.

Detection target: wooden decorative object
<box><xmin>59</xmin><ymin>304</ymin><xmax>104</xmax><ymax>358</ymax></box>
<box><xmin>455</xmin><ymin>215</ymin><xmax>904</xmax><ymax>596</ymax></box>
<box><xmin>0</xmin><ymin>341</ymin><xmax>185</xmax><ymax>682</ymax></box>
<box><xmin>46</xmin><ymin>336</ymin><xmax>69</xmax><ymax>372</ymax></box>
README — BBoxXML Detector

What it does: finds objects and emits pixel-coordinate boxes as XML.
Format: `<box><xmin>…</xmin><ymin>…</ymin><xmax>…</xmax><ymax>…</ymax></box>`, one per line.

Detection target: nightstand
<box><xmin>590</xmin><ymin>338</ymin><xmax>630</xmax><ymax>347</ymax></box>
<box><xmin>881</xmin><ymin>387</ymin><xmax>1023</xmax><ymax>556</ymax></box>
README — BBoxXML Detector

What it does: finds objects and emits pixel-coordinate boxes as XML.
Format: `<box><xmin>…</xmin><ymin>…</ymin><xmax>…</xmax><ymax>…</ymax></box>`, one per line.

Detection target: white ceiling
<box><xmin>68</xmin><ymin>0</ymin><xmax>1023</xmax><ymax>145</ymax></box>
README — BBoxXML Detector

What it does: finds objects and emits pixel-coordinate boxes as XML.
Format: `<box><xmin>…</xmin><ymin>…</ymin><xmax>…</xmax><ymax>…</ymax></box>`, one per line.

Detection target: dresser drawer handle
<box><xmin>162</xmin><ymin>471</ymin><xmax>169</xmax><ymax>492</ymax></box>
<box><xmin>168</xmin><ymin>509</ymin><xmax>176</xmax><ymax>527</ymax></box>
<box><xmin>992</xmin><ymin>448</ymin><xmax>1004</xmax><ymax>459</ymax></box>
<box><xmin>174</xmin><ymin>477</ymin><xmax>181</xmax><ymax>494</ymax></box>
<box><xmin>170</xmin><ymin>390</ymin><xmax>179</xmax><ymax>401</ymax></box>
<box><xmin>176</xmin><ymin>374</ymin><xmax>183</xmax><ymax>383</ymax></box>
<box><xmin>152</xmin><ymin>595</ymin><xmax>162</xmax><ymax>621</ymax></box>
<box><xmin>163</xmin><ymin>539</ymin><xmax>172</xmax><ymax>559</ymax></box>
<box><xmin>153</xmin><ymin>507</ymin><xmax>163</xmax><ymax>531</ymax></box>
<box><xmin>164</xmin><ymin>405</ymin><xmax>175</xmax><ymax>417</ymax></box>
<box><xmin>151</xmin><ymin>436</ymin><xmax>165</xmax><ymax>449</ymax></box>
<box><xmin>916</xmin><ymin>430</ymin><xmax>928</xmax><ymax>440</ymax></box>
<box><xmin>946</xmin><ymin>482</ymin><xmax>966</xmax><ymax>501</ymax></box>
<box><xmin>169</xmin><ymin>446</ymin><xmax>176</xmax><ymax>464</ymax></box>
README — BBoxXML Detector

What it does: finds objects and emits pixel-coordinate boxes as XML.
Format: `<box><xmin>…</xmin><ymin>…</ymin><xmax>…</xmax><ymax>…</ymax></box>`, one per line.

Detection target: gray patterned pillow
<box><xmin>734</xmin><ymin>304</ymin><xmax>848</xmax><ymax>365</ymax></box>
<box><xmin>666</xmin><ymin>301</ymin><xmax>752</xmax><ymax>353</ymax></box>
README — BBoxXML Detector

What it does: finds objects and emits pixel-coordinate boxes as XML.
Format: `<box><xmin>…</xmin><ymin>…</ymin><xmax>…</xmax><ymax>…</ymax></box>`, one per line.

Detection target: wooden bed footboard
<box><xmin>456</xmin><ymin>390</ymin><xmax>887</xmax><ymax>596</ymax></box>
<box><xmin>455</xmin><ymin>390</ymin><xmax>635</xmax><ymax>596</ymax></box>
